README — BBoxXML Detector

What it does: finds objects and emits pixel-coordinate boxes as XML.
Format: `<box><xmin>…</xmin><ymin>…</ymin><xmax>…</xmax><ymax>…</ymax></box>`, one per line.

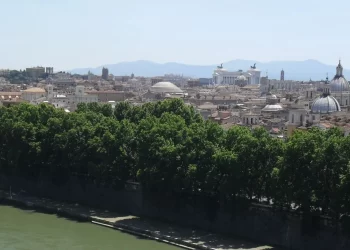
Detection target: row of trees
<box><xmin>0</xmin><ymin>99</ymin><xmax>350</xmax><ymax>220</ymax></box>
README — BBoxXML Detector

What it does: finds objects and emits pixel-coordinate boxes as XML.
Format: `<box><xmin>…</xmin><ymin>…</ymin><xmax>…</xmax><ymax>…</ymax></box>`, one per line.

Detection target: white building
<box><xmin>212</xmin><ymin>63</ymin><xmax>261</xmax><ymax>86</ymax></box>
<box><xmin>22</xmin><ymin>87</ymin><xmax>47</xmax><ymax>102</ymax></box>
<box><xmin>48</xmin><ymin>85</ymin><xmax>98</xmax><ymax>111</ymax></box>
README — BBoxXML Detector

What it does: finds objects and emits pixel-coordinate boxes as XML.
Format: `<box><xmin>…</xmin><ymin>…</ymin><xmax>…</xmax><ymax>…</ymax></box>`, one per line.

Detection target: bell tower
<box><xmin>280</xmin><ymin>69</ymin><xmax>285</xmax><ymax>81</ymax></box>
<box><xmin>336</xmin><ymin>59</ymin><xmax>343</xmax><ymax>77</ymax></box>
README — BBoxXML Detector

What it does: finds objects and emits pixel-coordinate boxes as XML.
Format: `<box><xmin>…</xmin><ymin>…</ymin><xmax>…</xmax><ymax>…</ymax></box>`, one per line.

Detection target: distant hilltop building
<box><xmin>46</xmin><ymin>67</ymin><xmax>54</xmax><ymax>75</ymax></box>
<box><xmin>102</xmin><ymin>67</ymin><xmax>109</xmax><ymax>80</ymax></box>
<box><xmin>25</xmin><ymin>66</ymin><xmax>53</xmax><ymax>79</ymax></box>
<box><xmin>26</xmin><ymin>67</ymin><xmax>45</xmax><ymax>79</ymax></box>
<box><xmin>212</xmin><ymin>63</ymin><xmax>261</xmax><ymax>85</ymax></box>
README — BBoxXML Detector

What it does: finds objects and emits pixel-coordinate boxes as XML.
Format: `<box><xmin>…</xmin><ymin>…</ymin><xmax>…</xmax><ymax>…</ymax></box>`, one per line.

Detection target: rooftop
<box><xmin>150</xmin><ymin>81</ymin><xmax>183</xmax><ymax>93</ymax></box>
<box><xmin>23</xmin><ymin>87</ymin><xmax>46</xmax><ymax>93</ymax></box>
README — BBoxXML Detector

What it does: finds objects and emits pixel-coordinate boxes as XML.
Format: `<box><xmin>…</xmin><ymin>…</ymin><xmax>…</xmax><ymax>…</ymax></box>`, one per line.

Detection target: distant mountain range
<box><xmin>69</xmin><ymin>59</ymin><xmax>349</xmax><ymax>81</ymax></box>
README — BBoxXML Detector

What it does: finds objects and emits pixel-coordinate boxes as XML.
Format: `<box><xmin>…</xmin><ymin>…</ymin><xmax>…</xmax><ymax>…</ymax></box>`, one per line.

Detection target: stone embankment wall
<box><xmin>0</xmin><ymin>175</ymin><xmax>143</xmax><ymax>215</ymax></box>
<box><xmin>142</xmin><ymin>194</ymin><xmax>350</xmax><ymax>250</ymax></box>
<box><xmin>0</xmin><ymin>175</ymin><xmax>349</xmax><ymax>250</ymax></box>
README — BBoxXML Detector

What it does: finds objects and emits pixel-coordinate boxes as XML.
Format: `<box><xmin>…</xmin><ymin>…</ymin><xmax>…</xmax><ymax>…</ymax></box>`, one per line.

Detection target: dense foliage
<box><xmin>3</xmin><ymin>70</ymin><xmax>32</xmax><ymax>84</ymax></box>
<box><xmin>1</xmin><ymin>99</ymin><xmax>350</xmax><ymax>220</ymax></box>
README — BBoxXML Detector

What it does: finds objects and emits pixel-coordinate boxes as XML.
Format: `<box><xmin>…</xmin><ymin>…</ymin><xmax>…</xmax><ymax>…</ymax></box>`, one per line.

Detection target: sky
<box><xmin>0</xmin><ymin>0</ymin><xmax>349</xmax><ymax>71</ymax></box>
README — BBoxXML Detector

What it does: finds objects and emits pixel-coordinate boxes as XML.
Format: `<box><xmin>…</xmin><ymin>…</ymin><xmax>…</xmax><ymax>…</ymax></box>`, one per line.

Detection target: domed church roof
<box><xmin>150</xmin><ymin>81</ymin><xmax>183</xmax><ymax>93</ymax></box>
<box><xmin>330</xmin><ymin>77</ymin><xmax>349</xmax><ymax>92</ymax></box>
<box><xmin>311</xmin><ymin>94</ymin><xmax>341</xmax><ymax>114</ymax></box>
<box><xmin>330</xmin><ymin>60</ymin><xmax>350</xmax><ymax>92</ymax></box>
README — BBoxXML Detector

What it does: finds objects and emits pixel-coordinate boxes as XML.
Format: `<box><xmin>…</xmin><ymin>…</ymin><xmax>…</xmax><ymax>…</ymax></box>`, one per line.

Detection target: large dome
<box><xmin>311</xmin><ymin>94</ymin><xmax>341</xmax><ymax>114</ymax></box>
<box><xmin>150</xmin><ymin>81</ymin><xmax>183</xmax><ymax>93</ymax></box>
<box><xmin>330</xmin><ymin>76</ymin><xmax>349</xmax><ymax>92</ymax></box>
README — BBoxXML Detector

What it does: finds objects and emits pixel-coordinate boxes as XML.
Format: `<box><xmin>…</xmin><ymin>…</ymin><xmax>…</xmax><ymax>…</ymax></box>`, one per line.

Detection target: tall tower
<box><xmin>75</xmin><ymin>85</ymin><xmax>85</xmax><ymax>96</ymax></box>
<box><xmin>102</xmin><ymin>67</ymin><xmax>109</xmax><ymax>80</ymax></box>
<box><xmin>280</xmin><ymin>69</ymin><xmax>285</xmax><ymax>81</ymax></box>
<box><xmin>47</xmin><ymin>84</ymin><xmax>54</xmax><ymax>100</ymax></box>
<box><xmin>45</xmin><ymin>67</ymin><xmax>54</xmax><ymax>75</ymax></box>
<box><xmin>336</xmin><ymin>60</ymin><xmax>343</xmax><ymax>77</ymax></box>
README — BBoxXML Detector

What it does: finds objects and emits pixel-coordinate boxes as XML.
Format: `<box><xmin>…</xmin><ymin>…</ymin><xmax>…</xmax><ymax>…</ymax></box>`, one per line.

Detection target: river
<box><xmin>0</xmin><ymin>205</ymin><xmax>180</xmax><ymax>250</ymax></box>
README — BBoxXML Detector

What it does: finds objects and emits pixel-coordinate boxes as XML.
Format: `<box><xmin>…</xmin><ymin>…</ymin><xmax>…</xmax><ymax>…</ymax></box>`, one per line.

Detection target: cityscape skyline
<box><xmin>1</xmin><ymin>0</ymin><xmax>349</xmax><ymax>70</ymax></box>
<box><xmin>1</xmin><ymin>1</ymin><xmax>350</xmax><ymax>249</ymax></box>
<box><xmin>69</xmin><ymin>59</ymin><xmax>349</xmax><ymax>81</ymax></box>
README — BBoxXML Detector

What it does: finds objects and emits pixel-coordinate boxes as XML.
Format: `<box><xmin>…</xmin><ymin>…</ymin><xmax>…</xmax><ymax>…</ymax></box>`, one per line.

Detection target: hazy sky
<box><xmin>1</xmin><ymin>0</ymin><xmax>349</xmax><ymax>70</ymax></box>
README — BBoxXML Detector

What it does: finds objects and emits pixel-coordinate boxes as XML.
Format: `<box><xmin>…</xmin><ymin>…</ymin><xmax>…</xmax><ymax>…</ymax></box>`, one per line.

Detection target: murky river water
<box><xmin>0</xmin><ymin>205</ymin><xmax>180</xmax><ymax>250</ymax></box>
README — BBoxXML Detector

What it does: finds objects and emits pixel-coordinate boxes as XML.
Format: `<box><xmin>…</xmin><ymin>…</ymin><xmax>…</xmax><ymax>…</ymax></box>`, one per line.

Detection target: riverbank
<box><xmin>0</xmin><ymin>190</ymin><xmax>274</xmax><ymax>250</ymax></box>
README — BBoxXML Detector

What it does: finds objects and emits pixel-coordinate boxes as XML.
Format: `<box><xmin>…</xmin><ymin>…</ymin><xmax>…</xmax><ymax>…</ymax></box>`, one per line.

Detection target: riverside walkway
<box><xmin>0</xmin><ymin>191</ymin><xmax>276</xmax><ymax>250</ymax></box>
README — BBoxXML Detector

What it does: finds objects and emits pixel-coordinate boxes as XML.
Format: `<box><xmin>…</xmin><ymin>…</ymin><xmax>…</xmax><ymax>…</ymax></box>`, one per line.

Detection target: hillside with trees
<box><xmin>3</xmin><ymin>70</ymin><xmax>31</xmax><ymax>84</ymax></box>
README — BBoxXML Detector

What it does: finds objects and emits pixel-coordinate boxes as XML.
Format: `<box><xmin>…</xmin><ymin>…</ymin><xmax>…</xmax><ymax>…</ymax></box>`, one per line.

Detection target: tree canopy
<box><xmin>1</xmin><ymin>99</ymin><xmax>350</xmax><ymax>221</ymax></box>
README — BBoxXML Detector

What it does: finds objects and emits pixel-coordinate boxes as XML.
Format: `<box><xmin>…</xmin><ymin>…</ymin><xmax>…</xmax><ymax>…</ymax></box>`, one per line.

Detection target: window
<box><xmin>312</xmin><ymin>115</ymin><xmax>315</xmax><ymax>120</ymax></box>
<box><xmin>292</xmin><ymin>114</ymin><xmax>294</xmax><ymax>123</ymax></box>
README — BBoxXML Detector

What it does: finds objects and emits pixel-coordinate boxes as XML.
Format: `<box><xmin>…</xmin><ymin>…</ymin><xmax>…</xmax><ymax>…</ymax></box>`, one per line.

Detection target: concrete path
<box><xmin>0</xmin><ymin>191</ymin><xmax>278</xmax><ymax>250</ymax></box>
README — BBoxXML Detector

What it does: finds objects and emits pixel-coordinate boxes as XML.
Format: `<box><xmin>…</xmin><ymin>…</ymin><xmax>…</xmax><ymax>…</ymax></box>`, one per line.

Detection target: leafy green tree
<box><xmin>276</xmin><ymin>128</ymin><xmax>324</xmax><ymax>213</ymax></box>
<box><xmin>316</xmin><ymin>129</ymin><xmax>350</xmax><ymax>218</ymax></box>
